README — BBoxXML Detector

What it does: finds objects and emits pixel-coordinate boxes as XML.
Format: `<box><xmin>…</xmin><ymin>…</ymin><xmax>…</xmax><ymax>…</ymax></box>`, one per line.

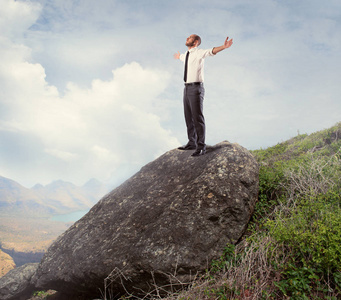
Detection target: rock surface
<box><xmin>31</xmin><ymin>142</ymin><xmax>259</xmax><ymax>298</ymax></box>
<box><xmin>0</xmin><ymin>263</ymin><xmax>38</xmax><ymax>300</ymax></box>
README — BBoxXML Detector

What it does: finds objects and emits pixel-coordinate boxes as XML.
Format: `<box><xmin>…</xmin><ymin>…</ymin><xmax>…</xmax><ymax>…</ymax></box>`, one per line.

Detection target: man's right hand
<box><xmin>173</xmin><ymin>51</ymin><xmax>180</xmax><ymax>59</ymax></box>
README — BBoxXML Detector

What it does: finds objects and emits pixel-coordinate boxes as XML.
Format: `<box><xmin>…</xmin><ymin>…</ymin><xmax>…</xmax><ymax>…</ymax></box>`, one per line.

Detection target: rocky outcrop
<box><xmin>0</xmin><ymin>263</ymin><xmax>38</xmax><ymax>300</ymax></box>
<box><xmin>2</xmin><ymin>141</ymin><xmax>259</xmax><ymax>299</ymax></box>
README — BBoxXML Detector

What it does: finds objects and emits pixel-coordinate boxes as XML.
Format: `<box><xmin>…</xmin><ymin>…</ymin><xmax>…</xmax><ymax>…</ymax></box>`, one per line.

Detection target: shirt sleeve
<box><xmin>199</xmin><ymin>48</ymin><xmax>215</xmax><ymax>58</ymax></box>
<box><xmin>179</xmin><ymin>53</ymin><xmax>186</xmax><ymax>62</ymax></box>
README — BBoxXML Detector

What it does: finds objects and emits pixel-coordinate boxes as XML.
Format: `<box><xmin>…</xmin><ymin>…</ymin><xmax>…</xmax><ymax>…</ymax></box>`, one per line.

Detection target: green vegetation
<box><xmin>210</xmin><ymin>122</ymin><xmax>341</xmax><ymax>299</ymax></box>
<box><xmin>30</xmin><ymin>290</ymin><xmax>57</xmax><ymax>300</ymax></box>
<box><xmin>32</xmin><ymin>291</ymin><xmax>49</xmax><ymax>298</ymax></box>
<box><xmin>144</xmin><ymin>122</ymin><xmax>341</xmax><ymax>300</ymax></box>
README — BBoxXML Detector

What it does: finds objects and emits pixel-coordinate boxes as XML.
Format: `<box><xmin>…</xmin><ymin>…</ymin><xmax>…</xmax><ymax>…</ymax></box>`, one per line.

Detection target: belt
<box><xmin>185</xmin><ymin>82</ymin><xmax>203</xmax><ymax>86</ymax></box>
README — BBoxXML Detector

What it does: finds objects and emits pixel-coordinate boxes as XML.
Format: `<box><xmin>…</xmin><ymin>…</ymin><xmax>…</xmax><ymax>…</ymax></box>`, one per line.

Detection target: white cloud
<box><xmin>45</xmin><ymin>148</ymin><xmax>78</xmax><ymax>162</ymax></box>
<box><xmin>0</xmin><ymin>0</ymin><xmax>41</xmax><ymax>39</ymax></box>
<box><xmin>0</xmin><ymin>0</ymin><xmax>179</xmax><ymax>186</ymax></box>
<box><xmin>1</xmin><ymin>0</ymin><xmax>341</xmax><ymax>187</ymax></box>
<box><xmin>0</xmin><ymin>56</ymin><xmax>179</xmax><ymax>185</ymax></box>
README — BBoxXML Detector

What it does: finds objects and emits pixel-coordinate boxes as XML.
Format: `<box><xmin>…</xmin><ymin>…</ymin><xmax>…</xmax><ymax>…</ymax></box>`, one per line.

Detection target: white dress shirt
<box><xmin>180</xmin><ymin>47</ymin><xmax>215</xmax><ymax>83</ymax></box>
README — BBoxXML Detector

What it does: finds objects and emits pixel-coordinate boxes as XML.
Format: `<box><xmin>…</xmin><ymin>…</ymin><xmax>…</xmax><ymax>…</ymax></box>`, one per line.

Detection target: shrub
<box><xmin>265</xmin><ymin>153</ymin><xmax>341</xmax><ymax>299</ymax></box>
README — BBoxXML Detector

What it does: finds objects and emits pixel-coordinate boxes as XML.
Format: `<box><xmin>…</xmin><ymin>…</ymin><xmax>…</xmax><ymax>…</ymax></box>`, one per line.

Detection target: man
<box><xmin>174</xmin><ymin>34</ymin><xmax>233</xmax><ymax>156</ymax></box>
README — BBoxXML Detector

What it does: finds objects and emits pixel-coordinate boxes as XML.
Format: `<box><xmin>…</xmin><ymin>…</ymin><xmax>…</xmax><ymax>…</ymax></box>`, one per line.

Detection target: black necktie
<box><xmin>184</xmin><ymin>51</ymin><xmax>189</xmax><ymax>82</ymax></box>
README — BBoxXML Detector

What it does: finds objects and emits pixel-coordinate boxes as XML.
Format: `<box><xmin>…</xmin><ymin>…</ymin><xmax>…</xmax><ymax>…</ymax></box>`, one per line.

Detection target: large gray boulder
<box><xmin>32</xmin><ymin>141</ymin><xmax>259</xmax><ymax>299</ymax></box>
<box><xmin>0</xmin><ymin>263</ymin><xmax>38</xmax><ymax>300</ymax></box>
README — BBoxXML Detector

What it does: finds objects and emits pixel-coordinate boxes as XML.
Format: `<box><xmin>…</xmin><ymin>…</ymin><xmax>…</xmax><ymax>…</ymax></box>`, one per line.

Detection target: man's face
<box><xmin>185</xmin><ymin>35</ymin><xmax>197</xmax><ymax>47</ymax></box>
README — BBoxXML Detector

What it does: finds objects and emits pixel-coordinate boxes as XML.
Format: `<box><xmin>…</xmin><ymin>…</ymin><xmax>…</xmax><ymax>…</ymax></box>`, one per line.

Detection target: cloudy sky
<box><xmin>0</xmin><ymin>0</ymin><xmax>340</xmax><ymax>188</ymax></box>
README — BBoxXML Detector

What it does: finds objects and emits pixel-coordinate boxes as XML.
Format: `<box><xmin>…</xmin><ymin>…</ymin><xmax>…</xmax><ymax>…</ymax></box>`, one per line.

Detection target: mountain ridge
<box><xmin>0</xmin><ymin>176</ymin><xmax>109</xmax><ymax>215</ymax></box>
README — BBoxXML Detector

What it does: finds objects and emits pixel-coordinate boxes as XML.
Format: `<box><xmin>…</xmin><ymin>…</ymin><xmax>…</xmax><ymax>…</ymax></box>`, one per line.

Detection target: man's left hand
<box><xmin>224</xmin><ymin>37</ymin><xmax>233</xmax><ymax>49</ymax></box>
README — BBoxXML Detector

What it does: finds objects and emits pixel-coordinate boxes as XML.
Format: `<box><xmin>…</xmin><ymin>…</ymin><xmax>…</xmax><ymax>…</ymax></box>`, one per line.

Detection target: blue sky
<box><xmin>0</xmin><ymin>0</ymin><xmax>340</xmax><ymax>188</ymax></box>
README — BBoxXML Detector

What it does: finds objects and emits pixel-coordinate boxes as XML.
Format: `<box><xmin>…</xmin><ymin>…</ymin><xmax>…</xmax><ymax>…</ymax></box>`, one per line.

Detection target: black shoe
<box><xmin>191</xmin><ymin>148</ymin><xmax>206</xmax><ymax>157</ymax></box>
<box><xmin>178</xmin><ymin>144</ymin><xmax>196</xmax><ymax>150</ymax></box>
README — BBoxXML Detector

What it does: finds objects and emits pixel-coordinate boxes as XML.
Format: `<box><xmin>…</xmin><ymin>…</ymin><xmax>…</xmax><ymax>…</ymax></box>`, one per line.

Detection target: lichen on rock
<box><xmin>7</xmin><ymin>141</ymin><xmax>259</xmax><ymax>299</ymax></box>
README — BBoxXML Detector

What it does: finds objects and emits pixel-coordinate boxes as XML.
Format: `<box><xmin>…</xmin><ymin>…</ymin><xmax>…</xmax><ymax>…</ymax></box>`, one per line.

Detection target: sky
<box><xmin>0</xmin><ymin>0</ymin><xmax>340</xmax><ymax>188</ymax></box>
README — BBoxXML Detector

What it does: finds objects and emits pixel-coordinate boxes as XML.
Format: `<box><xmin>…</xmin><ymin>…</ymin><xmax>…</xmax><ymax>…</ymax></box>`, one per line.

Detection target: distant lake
<box><xmin>51</xmin><ymin>210</ymin><xmax>89</xmax><ymax>223</ymax></box>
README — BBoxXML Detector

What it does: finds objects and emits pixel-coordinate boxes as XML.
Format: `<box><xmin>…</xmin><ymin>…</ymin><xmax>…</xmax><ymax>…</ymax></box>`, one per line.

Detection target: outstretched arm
<box><xmin>173</xmin><ymin>51</ymin><xmax>180</xmax><ymax>59</ymax></box>
<box><xmin>212</xmin><ymin>37</ymin><xmax>233</xmax><ymax>55</ymax></box>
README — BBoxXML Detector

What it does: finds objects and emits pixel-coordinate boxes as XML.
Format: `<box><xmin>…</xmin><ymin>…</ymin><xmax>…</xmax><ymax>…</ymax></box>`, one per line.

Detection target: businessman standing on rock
<box><xmin>174</xmin><ymin>34</ymin><xmax>233</xmax><ymax>156</ymax></box>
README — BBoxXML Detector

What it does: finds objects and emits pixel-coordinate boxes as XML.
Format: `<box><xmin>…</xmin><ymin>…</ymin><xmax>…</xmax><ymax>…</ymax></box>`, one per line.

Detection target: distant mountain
<box><xmin>0</xmin><ymin>177</ymin><xmax>40</xmax><ymax>204</ymax></box>
<box><xmin>0</xmin><ymin>176</ymin><xmax>109</xmax><ymax>215</ymax></box>
<box><xmin>0</xmin><ymin>176</ymin><xmax>49</xmax><ymax>214</ymax></box>
<box><xmin>82</xmin><ymin>178</ymin><xmax>109</xmax><ymax>200</ymax></box>
<box><xmin>32</xmin><ymin>180</ymin><xmax>92</xmax><ymax>212</ymax></box>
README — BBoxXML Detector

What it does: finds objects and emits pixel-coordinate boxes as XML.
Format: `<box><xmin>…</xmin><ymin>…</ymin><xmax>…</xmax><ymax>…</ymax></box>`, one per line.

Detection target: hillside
<box><xmin>0</xmin><ymin>250</ymin><xmax>15</xmax><ymax>277</ymax></box>
<box><xmin>253</xmin><ymin>122</ymin><xmax>341</xmax><ymax>163</ymax></box>
<box><xmin>157</xmin><ymin>122</ymin><xmax>341</xmax><ymax>299</ymax></box>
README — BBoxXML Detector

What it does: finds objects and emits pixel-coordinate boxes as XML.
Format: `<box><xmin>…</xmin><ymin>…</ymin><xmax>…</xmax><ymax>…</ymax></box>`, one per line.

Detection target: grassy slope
<box><xmin>253</xmin><ymin>122</ymin><xmax>341</xmax><ymax>163</ymax></box>
<box><xmin>250</xmin><ymin>122</ymin><xmax>341</xmax><ymax>228</ymax></box>
<box><xmin>156</xmin><ymin>122</ymin><xmax>341</xmax><ymax>300</ymax></box>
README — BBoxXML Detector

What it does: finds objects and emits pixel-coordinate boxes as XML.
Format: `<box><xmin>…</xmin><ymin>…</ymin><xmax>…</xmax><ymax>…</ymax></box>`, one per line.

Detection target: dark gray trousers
<box><xmin>183</xmin><ymin>84</ymin><xmax>206</xmax><ymax>150</ymax></box>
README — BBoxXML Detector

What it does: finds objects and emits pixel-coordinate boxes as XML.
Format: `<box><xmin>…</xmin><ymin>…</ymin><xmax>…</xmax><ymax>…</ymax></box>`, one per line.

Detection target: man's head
<box><xmin>185</xmin><ymin>34</ymin><xmax>201</xmax><ymax>48</ymax></box>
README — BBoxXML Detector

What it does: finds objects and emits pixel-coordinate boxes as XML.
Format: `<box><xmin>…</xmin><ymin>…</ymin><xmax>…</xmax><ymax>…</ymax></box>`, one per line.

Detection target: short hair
<box><xmin>193</xmin><ymin>34</ymin><xmax>201</xmax><ymax>46</ymax></box>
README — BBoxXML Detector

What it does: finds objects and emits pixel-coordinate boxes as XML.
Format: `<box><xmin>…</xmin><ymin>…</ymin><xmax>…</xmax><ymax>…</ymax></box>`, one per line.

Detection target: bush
<box><xmin>264</xmin><ymin>153</ymin><xmax>341</xmax><ymax>299</ymax></box>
